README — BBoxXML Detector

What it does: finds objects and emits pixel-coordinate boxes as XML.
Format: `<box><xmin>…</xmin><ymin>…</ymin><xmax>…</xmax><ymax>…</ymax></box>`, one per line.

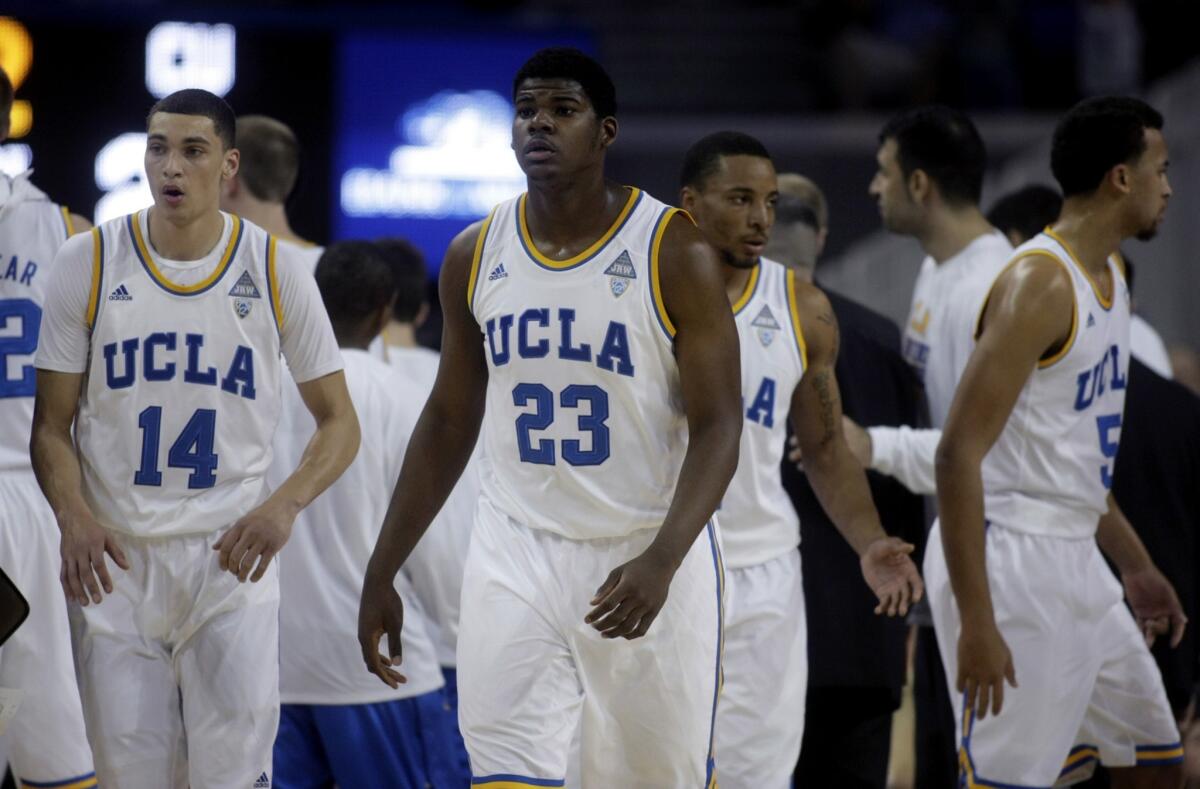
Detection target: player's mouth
<box><xmin>162</xmin><ymin>184</ymin><xmax>185</xmax><ymax>207</ymax></box>
<box><xmin>742</xmin><ymin>237</ymin><xmax>766</xmax><ymax>256</ymax></box>
<box><xmin>523</xmin><ymin>138</ymin><xmax>556</xmax><ymax>162</ymax></box>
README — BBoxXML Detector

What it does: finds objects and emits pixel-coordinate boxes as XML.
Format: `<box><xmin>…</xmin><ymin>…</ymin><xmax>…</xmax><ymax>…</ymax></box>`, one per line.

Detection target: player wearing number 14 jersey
<box><xmin>31</xmin><ymin>89</ymin><xmax>359</xmax><ymax>789</ymax></box>
<box><xmin>359</xmin><ymin>48</ymin><xmax>742</xmax><ymax>788</ymax></box>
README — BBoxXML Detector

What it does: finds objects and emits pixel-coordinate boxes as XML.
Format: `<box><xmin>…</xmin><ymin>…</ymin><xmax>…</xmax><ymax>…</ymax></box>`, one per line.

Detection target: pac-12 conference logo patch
<box><xmin>751</xmin><ymin>304</ymin><xmax>781</xmax><ymax>347</ymax></box>
<box><xmin>604</xmin><ymin>250</ymin><xmax>636</xmax><ymax>298</ymax></box>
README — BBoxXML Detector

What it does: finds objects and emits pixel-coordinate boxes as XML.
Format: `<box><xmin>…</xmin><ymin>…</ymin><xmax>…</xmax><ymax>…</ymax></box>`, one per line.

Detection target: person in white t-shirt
<box><xmin>219</xmin><ymin>114</ymin><xmax>323</xmax><ymax>271</ymax></box>
<box><xmin>30</xmin><ymin>90</ymin><xmax>359</xmax><ymax>788</ymax></box>
<box><xmin>270</xmin><ymin>241</ymin><xmax>467</xmax><ymax>788</ymax></box>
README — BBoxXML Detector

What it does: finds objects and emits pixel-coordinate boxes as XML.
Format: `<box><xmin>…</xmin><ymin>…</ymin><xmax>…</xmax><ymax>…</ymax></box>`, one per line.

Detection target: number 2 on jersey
<box><xmin>513</xmin><ymin>383</ymin><xmax>610</xmax><ymax>466</ymax></box>
<box><xmin>135</xmin><ymin>406</ymin><xmax>219</xmax><ymax>488</ymax></box>
<box><xmin>0</xmin><ymin>298</ymin><xmax>42</xmax><ymax>398</ymax></box>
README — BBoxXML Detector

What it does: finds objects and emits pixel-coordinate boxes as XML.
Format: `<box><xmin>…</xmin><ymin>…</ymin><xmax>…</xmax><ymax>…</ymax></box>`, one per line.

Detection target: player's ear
<box><xmin>679</xmin><ymin>185</ymin><xmax>698</xmax><ymax>212</ymax></box>
<box><xmin>1109</xmin><ymin>163</ymin><xmax>1132</xmax><ymax>195</ymax></box>
<box><xmin>222</xmin><ymin>148</ymin><xmax>240</xmax><ymax>181</ymax></box>
<box><xmin>908</xmin><ymin>169</ymin><xmax>930</xmax><ymax>205</ymax></box>
<box><xmin>598</xmin><ymin>116</ymin><xmax>618</xmax><ymax>150</ymax></box>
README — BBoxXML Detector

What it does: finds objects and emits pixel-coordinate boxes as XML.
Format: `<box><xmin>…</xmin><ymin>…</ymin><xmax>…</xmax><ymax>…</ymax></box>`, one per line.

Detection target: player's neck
<box><xmin>919</xmin><ymin>205</ymin><xmax>993</xmax><ymax>265</ymax></box>
<box><xmin>1049</xmin><ymin>201</ymin><xmax>1125</xmax><ymax>276</ymax></box>
<box><xmin>146</xmin><ymin>206</ymin><xmax>225</xmax><ymax>261</ymax></box>
<box><xmin>524</xmin><ymin>174</ymin><xmax>622</xmax><ymax>249</ymax></box>
<box><xmin>720</xmin><ymin>259</ymin><xmax>757</xmax><ymax>305</ymax></box>
<box><xmin>381</xmin><ymin>321</ymin><xmax>419</xmax><ymax>349</ymax></box>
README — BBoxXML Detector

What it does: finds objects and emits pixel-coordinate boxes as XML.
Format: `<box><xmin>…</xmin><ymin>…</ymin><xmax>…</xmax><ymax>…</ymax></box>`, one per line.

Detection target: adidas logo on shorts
<box><xmin>108</xmin><ymin>283</ymin><xmax>133</xmax><ymax>302</ymax></box>
<box><xmin>488</xmin><ymin>263</ymin><xmax>508</xmax><ymax>281</ymax></box>
<box><xmin>254</xmin><ymin>772</ymin><xmax>270</xmax><ymax>788</ymax></box>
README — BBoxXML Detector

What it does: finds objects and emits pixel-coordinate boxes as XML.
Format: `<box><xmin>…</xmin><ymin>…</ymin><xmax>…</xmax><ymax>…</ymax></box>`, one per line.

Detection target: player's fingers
<box><xmin>62</xmin><ymin>557</ymin><xmax>83</xmax><ymax>604</ymax></box>
<box><xmin>105</xmin><ymin>536</ymin><xmax>131</xmax><ymax>570</ymax></box>
<box><xmin>976</xmin><ymin>681</ymin><xmax>991</xmax><ymax>721</ymax></box>
<box><xmin>92</xmin><ymin>549</ymin><xmax>115</xmax><ymax>595</ymax></box>
<box><xmin>78</xmin><ymin>555</ymin><xmax>103</xmax><ymax>605</ymax></box>
<box><xmin>235</xmin><ymin>542</ymin><xmax>266</xmax><ymax>582</ymax></box>
<box><xmin>585</xmin><ymin>582</ymin><xmax>626</xmax><ymax>624</ymax></box>
<box><xmin>1005</xmin><ymin>660</ymin><xmax>1018</xmax><ymax>688</ymax></box>
<box><xmin>624</xmin><ymin>608</ymin><xmax>659</xmax><ymax>640</ymax></box>
<box><xmin>226</xmin><ymin>532</ymin><xmax>257</xmax><ymax>578</ymax></box>
<box><xmin>249</xmin><ymin>548</ymin><xmax>276</xmax><ymax>583</ymax></box>
<box><xmin>910</xmin><ymin>574</ymin><xmax>925</xmax><ymax>604</ymax></box>
<box><xmin>214</xmin><ymin>525</ymin><xmax>242</xmax><ymax>571</ymax></box>
<box><xmin>992</xmin><ymin>678</ymin><xmax>1004</xmax><ymax>717</ymax></box>
<box><xmin>595</xmin><ymin>601</ymin><xmax>640</xmax><ymax>637</ymax></box>
<box><xmin>1170</xmin><ymin>613</ymin><xmax>1188</xmax><ymax>649</ymax></box>
<box><xmin>591</xmin><ymin>569</ymin><xmax>621</xmax><ymax>606</ymax></box>
<box><xmin>895</xmin><ymin>585</ymin><xmax>911</xmax><ymax>617</ymax></box>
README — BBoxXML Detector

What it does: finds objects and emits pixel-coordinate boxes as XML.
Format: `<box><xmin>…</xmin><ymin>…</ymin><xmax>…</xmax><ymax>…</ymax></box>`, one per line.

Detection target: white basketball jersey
<box><xmin>470</xmin><ymin>187</ymin><xmax>687</xmax><ymax>540</ymax></box>
<box><xmin>719</xmin><ymin>257</ymin><xmax>807</xmax><ymax>569</ymax></box>
<box><xmin>0</xmin><ymin>173</ymin><xmax>75</xmax><ymax>471</ymax></box>
<box><xmin>902</xmin><ymin>231</ymin><xmax>1012</xmax><ymax>427</ymax></box>
<box><xmin>982</xmin><ymin>230</ymin><xmax>1131</xmax><ymax>539</ymax></box>
<box><xmin>77</xmin><ymin>210</ymin><xmax>284</xmax><ymax>537</ymax></box>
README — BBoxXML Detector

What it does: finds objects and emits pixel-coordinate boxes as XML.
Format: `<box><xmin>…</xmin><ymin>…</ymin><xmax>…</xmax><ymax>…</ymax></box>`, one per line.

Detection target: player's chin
<box><xmin>1134</xmin><ymin>225</ymin><xmax>1159</xmax><ymax>242</ymax></box>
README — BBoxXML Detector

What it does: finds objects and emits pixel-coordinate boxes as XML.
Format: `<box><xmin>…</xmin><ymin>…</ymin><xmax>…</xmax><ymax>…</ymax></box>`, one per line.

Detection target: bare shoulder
<box><xmin>988</xmin><ymin>252</ymin><xmax>1074</xmax><ymax>317</ymax></box>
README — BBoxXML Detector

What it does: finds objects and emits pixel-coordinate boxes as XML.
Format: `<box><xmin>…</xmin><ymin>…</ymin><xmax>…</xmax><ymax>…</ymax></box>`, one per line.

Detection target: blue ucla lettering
<box><xmin>518</xmin><ymin>309</ymin><xmax>550</xmax><ymax>358</ymax></box>
<box><xmin>220</xmin><ymin>346</ymin><xmax>256</xmax><ymax>399</ymax></box>
<box><xmin>1</xmin><ymin>256</ymin><xmax>38</xmax><ymax>286</ymax></box>
<box><xmin>104</xmin><ymin>338</ymin><xmax>139</xmax><ymax>389</ymax></box>
<box><xmin>143</xmin><ymin>333</ymin><xmax>177</xmax><ymax>381</ymax></box>
<box><xmin>1074</xmin><ymin>344</ymin><xmax>1126</xmax><ymax>411</ymax></box>
<box><xmin>184</xmin><ymin>334</ymin><xmax>218</xmax><ymax>385</ymax></box>
<box><xmin>102</xmin><ymin>333</ymin><xmax>255</xmax><ymax>399</ymax></box>
<box><xmin>486</xmin><ymin>309</ymin><xmax>635</xmax><ymax>377</ymax></box>
<box><xmin>557</xmin><ymin>308</ymin><xmax>592</xmax><ymax>362</ymax></box>
<box><xmin>596</xmin><ymin>323</ymin><xmax>634</xmax><ymax>377</ymax></box>
<box><xmin>746</xmin><ymin>377</ymin><xmax>777</xmax><ymax>427</ymax></box>
<box><xmin>487</xmin><ymin>315</ymin><xmax>514</xmax><ymax>366</ymax></box>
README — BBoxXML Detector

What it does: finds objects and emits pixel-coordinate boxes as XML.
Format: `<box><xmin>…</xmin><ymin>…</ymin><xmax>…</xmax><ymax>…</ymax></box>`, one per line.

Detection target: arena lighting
<box><xmin>340</xmin><ymin>90</ymin><xmax>526</xmax><ymax>220</ymax></box>
<box><xmin>0</xmin><ymin>144</ymin><xmax>31</xmax><ymax>177</ymax></box>
<box><xmin>145</xmin><ymin>22</ymin><xmax>236</xmax><ymax>100</ymax></box>
<box><xmin>0</xmin><ymin>17</ymin><xmax>35</xmax><ymax>138</ymax></box>
<box><xmin>95</xmin><ymin>22</ymin><xmax>236</xmax><ymax>223</ymax></box>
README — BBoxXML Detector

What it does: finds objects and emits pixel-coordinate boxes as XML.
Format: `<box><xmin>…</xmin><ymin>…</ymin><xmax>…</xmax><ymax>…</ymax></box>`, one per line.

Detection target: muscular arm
<box><xmin>934</xmin><ymin>256</ymin><xmax>1073</xmax><ymax>716</ymax></box>
<box><xmin>791</xmin><ymin>283</ymin><xmax>922</xmax><ymax>614</ymax></box>
<box><xmin>646</xmin><ymin>214</ymin><xmax>742</xmax><ymax>565</ymax></box>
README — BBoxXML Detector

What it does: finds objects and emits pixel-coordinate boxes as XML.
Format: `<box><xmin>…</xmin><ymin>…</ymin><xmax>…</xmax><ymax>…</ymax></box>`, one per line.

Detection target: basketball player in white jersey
<box><xmin>359</xmin><ymin>48</ymin><xmax>742</xmax><ymax>787</ymax></box>
<box><xmin>30</xmin><ymin>89</ymin><xmax>359</xmax><ymax>788</ymax></box>
<box><xmin>679</xmin><ymin>131</ymin><xmax>923</xmax><ymax>789</ymax></box>
<box><xmin>219</xmin><ymin>114</ymin><xmax>323</xmax><ymax>271</ymax></box>
<box><xmin>270</xmin><ymin>241</ymin><xmax>466</xmax><ymax>788</ymax></box>
<box><xmin>371</xmin><ymin>236</ymin><xmax>476</xmax><ymax>776</ymax></box>
<box><xmin>932</xmin><ymin>96</ymin><xmax>1185</xmax><ymax>787</ymax></box>
<box><xmin>0</xmin><ymin>66</ymin><xmax>98</xmax><ymax>789</ymax></box>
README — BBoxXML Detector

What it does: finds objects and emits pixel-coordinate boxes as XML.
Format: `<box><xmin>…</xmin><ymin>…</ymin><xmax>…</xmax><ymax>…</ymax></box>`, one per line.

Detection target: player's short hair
<box><xmin>235</xmin><ymin>115</ymin><xmax>300</xmax><ymax>203</ymax></box>
<box><xmin>776</xmin><ymin>173</ymin><xmax>828</xmax><ymax>230</ymax></box>
<box><xmin>374</xmin><ymin>237</ymin><xmax>428</xmax><ymax>323</ymax></box>
<box><xmin>1051</xmin><ymin>96</ymin><xmax>1164</xmax><ymax>198</ymax></box>
<box><xmin>985</xmin><ymin>184</ymin><xmax>1063</xmax><ymax>243</ymax></box>
<box><xmin>679</xmin><ymin>131</ymin><xmax>772</xmax><ymax>190</ymax></box>
<box><xmin>0</xmin><ymin>68</ymin><xmax>13</xmax><ymax>117</ymax></box>
<box><xmin>315</xmin><ymin>241</ymin><xmax>395</xmax><ymax>324</ymax></box>
<box><xmin>879</xmin><ymin>106</ymin><xmax>985</xmax><ymax>206</ymax></box>
<box><xmin>146</xmin><ymin>89</ymin><xmax>236</xmax><ymax>150</ymax></box>
<box><xmin>513</xmin><ymin>47</ymin><xmax>617</xmax><ymax>119</ymax></box>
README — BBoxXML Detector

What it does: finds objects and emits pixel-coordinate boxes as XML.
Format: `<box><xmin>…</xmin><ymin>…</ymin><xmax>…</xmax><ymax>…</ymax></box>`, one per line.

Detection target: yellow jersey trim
<box><xmin>1137</xmin><ymin>745</ymin><xmax>1185</xmax><ymax>760</ymax></box>
<box><xmin>649</xmin><ymin>207</ymin><xmax>683</xmax><ymax>338</ymax></box>
<box><xmin>86</xmin><ymin>228</ymin><xmax>103</xmax><ymax>329</ymax></box>
<box><xmin>267</xmin><ymin>236</ymin><xmax>283</xmax><ymax>331</ymax></box>
<box><xmin>466</xmin><ymin>209</ymin><xmax>497</xmax><ymax>311</ymax></box>
<box><xmin>60</xmin><ymin>206</ymin><xmax>75</xmax><ymax>237</ymax></box>
<box><xmin>21</xmin><ymin>775</ymin><xmax>99</xmax><ymax>789</ymax></box>
<box><xmin>730</xmin><ymin>262</ymin><xmax>759</xmax><ymax>315</ymax></box>
<box><xmin>1043</xmin><ymin>227</ymin><xmax>1114</xmax><ymax>310</ymax></box>
<box><xmin>471</xmin><ymin>781</ymin><xmax>564</xmax><ymax>789</ymax></box>
<box><xmin>973</xmin><ymin>251</ymin><xmax>1077</xmax><ymax>369</ymax></box>
<box><xmin>518</xmin><ymin>187</ymin><xmax>640</xmax><ymax>270</ymax></box>
<box><xmin>785</xmin><ymin>268</ymin><xmax>809</xmax><ymax>369</ymax></box>
<box><xmin>131</xmin><ymin>211</ymin><xmax>243</xmax><ymax>296</ymax></box>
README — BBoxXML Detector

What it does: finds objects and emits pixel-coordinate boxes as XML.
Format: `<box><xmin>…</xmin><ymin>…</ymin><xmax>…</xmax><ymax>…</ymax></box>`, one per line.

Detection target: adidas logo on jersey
<box><xmin>488</xmin><ymin>263</ymin><xmax>508</xmax><ymax>281</ymax></box>
<box><xmin>751</xmin><ymin>305</ymin><xmax>780</xmax><ymax>347</ymax></box>
<box><xmin>108</xmin><ymin>284</ymin><xmax>133</xmax><ymax>301</ymax></box>
<box><xmin>604</xmin><ymin>250</ymin><xmax>636</xmax><ymax>297</ymax></box>
<box><xmin>254</xmin><ymin>772</ymin><xmax>270</xmax><ymax>788</ymax></box>
<box><xmin>1086</xmin><ymin>312</ymin><xmax>1096</xmax><ymax>329</ymax></box>
<box><xmin>229</xmin><ymin>270</ymin><xmax>262</xmax><ymax>299</ymax></box>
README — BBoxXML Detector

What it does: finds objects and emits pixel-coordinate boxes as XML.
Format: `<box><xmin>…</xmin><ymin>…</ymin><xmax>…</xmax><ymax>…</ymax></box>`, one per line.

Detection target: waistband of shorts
<box><xmin>983</xmin><ymin>494</ymin><xmax>1099</xmax><ymax>540</ymax></box>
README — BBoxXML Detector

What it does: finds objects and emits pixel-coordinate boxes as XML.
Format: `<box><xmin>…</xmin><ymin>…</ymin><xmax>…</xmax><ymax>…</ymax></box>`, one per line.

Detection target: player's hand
<box><xmin>358</xmin><ymin>573</ymin><xmax>407</xmax><ymax>688</ymax></box>
<box><xmin>586</xmin><ymin>547</ymin><xmax>678</xmax><ymax>640</ymax></box>
<box><xmin>860</xmin><ymin>536</ymin><xmax>924</xmax><ymax>616</ymax></box>
<box><xmin>213</xmin><ymin>500</ymin><xmax>296</xmax><ymax>583</ymax></box>
<box><xmin>1122</xmin><ymin>565</ymin><xmax>1187</xmax><ymax>648</ymax></box>
<box><xmin>788</xmin><ymin>416</ymin><xmax>872</xmax><ymax>469</ymax></box>
<box><xmin>58</xmin><ymin>510</ymin><xmax>129</xmax><ymax>606</ymax></box>
<box><xmin>957</xmin><ymin>620</ymin><xmax>1017</xmax><ymax>720</ymax></box>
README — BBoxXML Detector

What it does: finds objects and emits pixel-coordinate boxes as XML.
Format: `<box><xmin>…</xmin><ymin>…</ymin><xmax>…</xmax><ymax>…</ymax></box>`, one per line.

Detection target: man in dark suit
<box><xmin>767</xmin><ymin>174</ymin><xmax>927</xmax><ymax>788</ymax></box>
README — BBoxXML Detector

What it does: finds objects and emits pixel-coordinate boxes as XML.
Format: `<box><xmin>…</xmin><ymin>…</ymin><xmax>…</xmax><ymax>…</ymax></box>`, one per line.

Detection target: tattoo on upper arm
<box><xmin>816</xmin><ymin>311</ymin><xmax>840</xmax><ymax>357</ymax></box>
<box><xmin>811</xmin><ymin>369</ymin><xmax>838</xmax><ymax>447</ymax></box>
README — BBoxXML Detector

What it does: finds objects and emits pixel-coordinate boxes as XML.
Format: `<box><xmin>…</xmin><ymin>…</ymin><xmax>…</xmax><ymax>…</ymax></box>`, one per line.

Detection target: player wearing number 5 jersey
<box><xmin>930</xmin><ymin>97</ymin><xmax>1185</xmax><ymax>787</ymax></box>
<box><xmin>359</xmin><ymin>48</ymin><xmax>742</xmax><ymax>788</ymax></box>
<box><xmin>0</xmin><ymin>66</ymin><xmax>98</xmax><ymax>789</ymax></box>
<box><xmin>31</xmin><ymin>89</ymin><xmax>359</xmax><ymax>789</ymax></box>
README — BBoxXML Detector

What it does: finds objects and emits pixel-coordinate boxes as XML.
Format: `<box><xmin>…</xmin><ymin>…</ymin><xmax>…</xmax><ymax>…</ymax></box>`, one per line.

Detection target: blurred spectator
<box><xmin>1169</xmin><ymin>345</ymin><xmax>1200</xmax><ymax>398</ymax></box>
<box><xmin>1078</xmin><ymin>0</ymin><xmax>1143</xmax><ymax>96</ymax></box>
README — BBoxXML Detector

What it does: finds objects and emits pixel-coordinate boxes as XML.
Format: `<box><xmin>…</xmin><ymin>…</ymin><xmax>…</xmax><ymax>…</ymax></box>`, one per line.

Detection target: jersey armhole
<box><xmin>85</xmin><ymin>227</ymin><xmax>104</xmax><ymax>330</ymax></box>
<box><xmin>974</xmin><ymin>251</ymin><xmax>1077</xmax><ymax>368</ymax></box>
<box><xmin>466</xmin><ymin>208</ymin><xmax>497</xmax><ymax>314</ymax></box>
<box><xmin>61</xmin><ymin>206</ymin><xmax>75</xmax><ymax>239</ymax></box>
<box><xmin>265</xmin><ymin>235</ymin><xmax>283</xmax><ymax>334</ymax></box>
<box><xmin>648</xmin><ymin>207</ymin><xmax>686</xmax><ymax>340</ymax></box>
<box><xmin>784</xmin><ymin>268</ymin><xmax>809</xmax><ymax>369</ymax></box>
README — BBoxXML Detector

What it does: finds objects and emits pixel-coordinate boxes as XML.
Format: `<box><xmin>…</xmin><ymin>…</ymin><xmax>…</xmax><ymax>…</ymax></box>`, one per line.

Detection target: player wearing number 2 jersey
<box><xmin>359</xmin><ymin>48</ymin><xmax>742</xmax><ymax>788</ymax></box>
<box><xmin>30</xmin><ymin>89</ymin><xmax>359</xmax><ymax>789</ymax></box>
<box><xmin>930</xmin><ymin>97</ymin><xmax>1185</xmax><ymax>787</ymax></box>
